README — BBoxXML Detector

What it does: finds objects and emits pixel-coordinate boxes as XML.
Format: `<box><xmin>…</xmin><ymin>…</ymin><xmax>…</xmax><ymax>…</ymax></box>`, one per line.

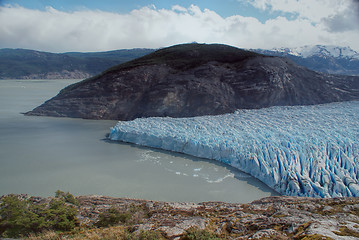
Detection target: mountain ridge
<box><xmin>1</xmin><ymin>44</ymin><xmax>359</xmax><ymax>79</ymax></box>
<box><xmin>271</xmin><ymin>45</ymin><xmax>359</xmax><ymax>59</ymax></box>
<box><xmin>252</xmin><ymin>45</ymin><xmax>359</xmax><ymax>76</ymax></box>
<box><xmin>26</xmin><ymin>43</ymin><xmax>359</xmax><ymax>120</ymax></box>
<box><xmin>0</xmin><ymin>48</ymin><xmax>154</xmax><ymax>79</ymax></box>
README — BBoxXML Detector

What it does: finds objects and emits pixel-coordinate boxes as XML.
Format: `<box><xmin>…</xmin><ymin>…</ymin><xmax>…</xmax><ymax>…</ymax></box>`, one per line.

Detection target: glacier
<box><xmin>109</xmin><ymin>101</ymin><xmax>359</xmax><ymax>198</ymax></box>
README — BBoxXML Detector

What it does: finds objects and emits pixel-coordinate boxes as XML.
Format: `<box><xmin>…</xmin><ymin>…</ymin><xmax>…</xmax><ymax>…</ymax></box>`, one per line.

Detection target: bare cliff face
<box><xmin>26</xmin><ymin>43</ymin><xmax>359</xmax><ymax>120</ymax></box>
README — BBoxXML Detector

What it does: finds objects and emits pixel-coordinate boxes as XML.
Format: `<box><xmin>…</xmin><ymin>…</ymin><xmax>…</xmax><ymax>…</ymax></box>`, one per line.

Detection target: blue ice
<box><xmin>109</xmin><ymin>101</ymin><xmax>359</xmax><ymax>198</ymax></box>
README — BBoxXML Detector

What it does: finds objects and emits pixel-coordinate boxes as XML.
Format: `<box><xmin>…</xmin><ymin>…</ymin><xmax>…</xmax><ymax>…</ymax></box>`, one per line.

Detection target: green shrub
<box><xmin>95</xmin><ymin>207</ymin><xmax>132</xmax><ymax>227</ymax></box>
<box><xmin>0</xmin><ymin>194</ymin><xmax>78</xmax><ymax>238</ymax></box>
<box><xmin>95</xmin><ymin>203</ymin><xmax>150</xmax><ymax>228</ymax></box>
<box><xmin>44</xmin><ymin>198</ymin><xmax>78</xmax><ymax>231</ymax></box>
<box><xmin>181</xmin><ymin>227</ymin><xmax>220</xmax><ymax>240</ymax></box>
<box><xmin>55</xmin><ymin>190</ymin><xmax>79</xmax><ymax>206</ymax></box>
<box><xmin>0</xmin><ymin>195</ymin><xmax>42</xmax><ymax>237</ymax></box>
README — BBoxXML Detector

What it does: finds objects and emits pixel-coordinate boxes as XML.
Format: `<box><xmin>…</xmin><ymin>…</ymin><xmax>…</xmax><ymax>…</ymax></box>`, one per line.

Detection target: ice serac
<box><xmin>109</xmin><ymin>101</ymin><xmax>359</xmax><ymax>198</ymax></box>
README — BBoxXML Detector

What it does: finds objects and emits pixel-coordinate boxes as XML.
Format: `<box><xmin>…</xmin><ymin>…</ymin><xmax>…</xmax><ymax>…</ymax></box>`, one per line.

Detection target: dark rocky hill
<box><xmin>26</xmin><ymin>43</ymin><xmax>359</xmax><ymax>120</ymax></box>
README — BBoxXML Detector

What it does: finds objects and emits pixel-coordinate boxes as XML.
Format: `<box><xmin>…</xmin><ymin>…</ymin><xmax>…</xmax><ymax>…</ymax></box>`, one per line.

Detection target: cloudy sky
<box><xmin>0</xmin><ymin>0</ymin><xmax>358</xmax><ymax>52</ymax></box>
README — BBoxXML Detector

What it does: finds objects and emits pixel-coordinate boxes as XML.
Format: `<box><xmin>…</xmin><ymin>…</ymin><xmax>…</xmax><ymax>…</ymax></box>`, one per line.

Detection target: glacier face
<box><xmin>109</xmin><ymin>101</ymin><xmax>359</xmax><ymax>198</ymax></box>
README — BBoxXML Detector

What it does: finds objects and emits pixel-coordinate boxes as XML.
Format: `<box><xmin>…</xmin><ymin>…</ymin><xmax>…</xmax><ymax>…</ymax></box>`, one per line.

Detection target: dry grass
<box><xmin>27</xmin><ymin>226</ymin><xmax>129</xmax><ymax>240</ymax></box>
<box><xmin>333</xmin><ymin>225</ymin><xmax>359</xmax><ymax>238</ymax></box>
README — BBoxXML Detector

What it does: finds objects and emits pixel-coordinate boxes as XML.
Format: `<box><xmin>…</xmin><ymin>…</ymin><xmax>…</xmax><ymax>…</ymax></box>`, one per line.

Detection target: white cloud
<box><xmin>0</xmin><ymin>4</ymin><xmax>358</xmax><ymax>52</ymax></box>
<box><xmin>245</xmin><ymin>0</ymin><xmax>350</xmax><ymax>22</ymax></box>
<box><xmin>322</xmin><ymin>0</ymin><xmax>359</xmax><ymax>32</ymax></box>
<box><xmin>245</xmin><ymin>0</ymin><xmax>359</xmax><ymax>33</ymax></box>
<box><xmin>171</xmin><ymin>5</ymin><xmax>188</xmax><ymax>13</ymax></box>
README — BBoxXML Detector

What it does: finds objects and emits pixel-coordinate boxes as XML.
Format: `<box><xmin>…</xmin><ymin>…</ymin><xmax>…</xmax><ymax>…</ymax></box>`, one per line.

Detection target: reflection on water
<box><xmin>0</xmin><ymin>79</ymin><xmax>278</xmax><ymax>203</ymax></box>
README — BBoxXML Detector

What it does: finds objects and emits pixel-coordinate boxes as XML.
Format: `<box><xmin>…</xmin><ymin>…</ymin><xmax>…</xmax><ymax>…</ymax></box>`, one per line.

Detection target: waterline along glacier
<box><xmin>109</xmin><ymin>101</ymin><xmax>359</xmax><ymax>198</ymax></box>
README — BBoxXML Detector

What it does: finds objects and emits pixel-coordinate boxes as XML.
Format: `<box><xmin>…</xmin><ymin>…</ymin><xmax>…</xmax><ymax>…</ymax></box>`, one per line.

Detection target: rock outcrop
<box><xmin>21</xmin><ymin>70</ymin><xmax>92</xmax><ymax>79</ymax></box>
<box><xmin>26</xmin><ymin>43</ymin><xmax>359</xmax><ymax>120</ymax></box>
<box><xmin>4</xmin><ymin>194</ymin><xmax>359</xmax><ymax>239</ymax></box>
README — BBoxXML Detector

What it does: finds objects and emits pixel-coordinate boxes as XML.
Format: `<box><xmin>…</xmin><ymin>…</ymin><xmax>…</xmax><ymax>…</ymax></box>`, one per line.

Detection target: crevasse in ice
<box><xmin>109</xmin><ymin>101</ymin><xmax>359</xmax><ymax>198</ymax></box>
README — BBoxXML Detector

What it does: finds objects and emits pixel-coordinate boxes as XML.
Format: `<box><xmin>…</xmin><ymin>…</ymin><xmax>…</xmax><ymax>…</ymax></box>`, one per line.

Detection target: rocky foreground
<box><xmin>8</xmin><ymin>194</ymin><xmax>359</xmax><ymax>239</ymax></box>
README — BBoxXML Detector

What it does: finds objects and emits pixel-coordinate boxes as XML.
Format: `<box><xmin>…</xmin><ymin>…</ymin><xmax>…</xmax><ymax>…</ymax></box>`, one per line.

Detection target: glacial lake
<box><xmin>0</xmin><ymin>79</ymin><xmax>278</xmax><ymax>203</ymax></box>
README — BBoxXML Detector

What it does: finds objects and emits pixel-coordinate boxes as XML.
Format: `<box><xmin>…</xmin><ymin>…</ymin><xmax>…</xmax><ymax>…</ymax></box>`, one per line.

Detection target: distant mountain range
<box><xmin>252</xmin><ymin>45</ymin><xmax>359</xmax><ymax>76</ymax></box>
<box><xmin>0</xmin><ymin>48</ymin><xmax>154</xmax><ymax>79</ymax></box>
<box><xmin>1</xmin><ymin>45</ymin><xmax>358</xmax><ymax>79</ymax></box>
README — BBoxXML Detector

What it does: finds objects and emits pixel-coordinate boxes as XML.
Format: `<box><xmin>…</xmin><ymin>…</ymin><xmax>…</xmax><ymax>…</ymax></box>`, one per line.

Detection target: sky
<box><xmin>0</xmin><ymin>0</ymin><xmax>358</xmax><ymax>52</ymax></box>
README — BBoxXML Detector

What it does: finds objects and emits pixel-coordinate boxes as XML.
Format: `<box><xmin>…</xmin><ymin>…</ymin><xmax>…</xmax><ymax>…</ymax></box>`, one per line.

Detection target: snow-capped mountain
<box><xmin>273</xmin><ymin>45</ymin><xmax>359</xmax><ymax>59</ymax></box>
<box><xmin>253</xmin><ymin>45</ymin><xmax>359</xmax><ymax>76</ymax></box>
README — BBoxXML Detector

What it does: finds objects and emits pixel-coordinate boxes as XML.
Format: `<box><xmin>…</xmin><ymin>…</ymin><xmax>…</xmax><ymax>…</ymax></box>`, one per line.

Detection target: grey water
<box><xmin>0</xmin><ymin>79</ymin><xmax>278</xmax><ymax>203</ymax></box>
